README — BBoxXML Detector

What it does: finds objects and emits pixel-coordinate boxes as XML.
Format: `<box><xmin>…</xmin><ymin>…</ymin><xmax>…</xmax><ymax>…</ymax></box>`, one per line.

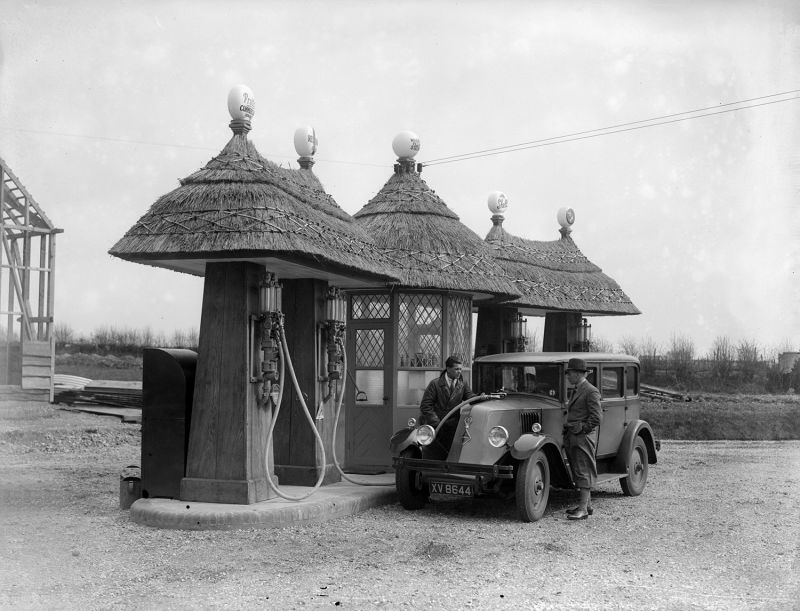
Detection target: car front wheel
<box><xmin>620</xmin><ymin>436</ymin><xmax>649</xmax><ymax>496</ymax></box>
<box><xmin>515</xmin><ymin>450</ymin><xmax>550</xmax><ymax>522</ymax></box>
<box><xmin>396</xmin><ymin>448</ymin><xmax>429</xmax><ymax>510</ymax></box>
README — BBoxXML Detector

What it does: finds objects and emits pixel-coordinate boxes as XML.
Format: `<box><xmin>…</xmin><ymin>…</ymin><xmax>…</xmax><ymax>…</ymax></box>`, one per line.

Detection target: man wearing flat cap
<box><xmin>563</xmin><ymin>357</ymin><xmax>602</xmax><ymax>520</ymax></box>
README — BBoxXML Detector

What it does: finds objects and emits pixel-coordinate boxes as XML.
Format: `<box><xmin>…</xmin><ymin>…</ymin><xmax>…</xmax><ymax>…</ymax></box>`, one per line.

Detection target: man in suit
<box><xmin>563</xmin><ymin>357</ymin><xmax>602</xmax><ymax>520</ymax></box>
<box><xmin>419</xmin><ymin>355</ymin><xmax>477</xmax><ymax>455</ymax></box>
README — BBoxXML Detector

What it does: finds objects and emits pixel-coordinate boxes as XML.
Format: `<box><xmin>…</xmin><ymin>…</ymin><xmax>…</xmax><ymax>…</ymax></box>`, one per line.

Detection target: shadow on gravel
<box><xmin>405</xmin><ymin>486</ymin><xmax>627</xmax><ymax>523</ymax></box>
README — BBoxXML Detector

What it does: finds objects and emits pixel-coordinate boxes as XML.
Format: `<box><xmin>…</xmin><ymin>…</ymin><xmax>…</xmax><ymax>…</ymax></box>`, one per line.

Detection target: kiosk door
<box><xmin>345</xmin><ymin>322</ymin><xmax>392</xmax><ymax>472</ymax></box>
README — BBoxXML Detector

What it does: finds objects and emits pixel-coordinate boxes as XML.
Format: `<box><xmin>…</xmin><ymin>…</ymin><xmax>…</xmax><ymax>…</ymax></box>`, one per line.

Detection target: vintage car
<box><xmin>389</xmin><ymin>352</ymin><xmax>659</xmax><ymax>521</ymax></box>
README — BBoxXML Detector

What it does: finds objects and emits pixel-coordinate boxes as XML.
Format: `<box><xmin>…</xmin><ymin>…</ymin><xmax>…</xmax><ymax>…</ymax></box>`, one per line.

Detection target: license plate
<box><xmin>430</xmin><ymin>481</ymin><xmax>474</xmax><ymax>497</ymax></box>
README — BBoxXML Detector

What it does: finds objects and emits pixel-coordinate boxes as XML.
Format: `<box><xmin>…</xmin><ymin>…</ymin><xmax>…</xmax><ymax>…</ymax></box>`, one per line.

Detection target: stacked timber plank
<box><xmin>54</xmin><ymin>377</ymin><xmax>142</xmax><ymax>409</ymax></box>
<box><xmin>640</xmin><ymin>383</ymin><xmax>691</xmax><ymax>402</ymax></box>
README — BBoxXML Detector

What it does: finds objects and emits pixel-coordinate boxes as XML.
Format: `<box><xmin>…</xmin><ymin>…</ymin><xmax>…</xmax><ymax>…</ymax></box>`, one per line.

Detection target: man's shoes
<box><xmin>566</xmin><ymin>506</ymin><xmax>593</xmax><ymax>516</ymax></box>
<box><xmin>567</xmin><ymin>509</ymin><xmax>590</xmax><ymax>520</ymax></box>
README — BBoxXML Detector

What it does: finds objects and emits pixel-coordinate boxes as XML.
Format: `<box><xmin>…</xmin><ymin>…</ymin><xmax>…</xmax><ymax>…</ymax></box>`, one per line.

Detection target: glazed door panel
<box><xmin>597</xmin><ymin>365</ymin><xmax>626</xmax><ymax>457</ymax></box>
<box><xmin>345</xmin><ymin>323</ymin><xmax>392</xmax><ymax>472</ymax></box>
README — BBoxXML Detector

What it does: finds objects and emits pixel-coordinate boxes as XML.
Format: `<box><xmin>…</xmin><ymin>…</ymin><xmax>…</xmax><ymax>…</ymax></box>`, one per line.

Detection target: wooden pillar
<box><xmin>180</xmin><ymin>261</ymin><xmax>274</xmax><ymax>504</ymax></box>
<box><xmin>273</xmin><ymin>278</ymin><xmax>340</xmax><ymax>486</ymax></box>
<box><xmin>475</xmin><ymin>305</ymin><xmax>517</xmax><ymax>357</ymax></box>
<box><xmin>543</xmin><ymin>311</ymin><xmax>582</xmax><ymax>352</ymax></box>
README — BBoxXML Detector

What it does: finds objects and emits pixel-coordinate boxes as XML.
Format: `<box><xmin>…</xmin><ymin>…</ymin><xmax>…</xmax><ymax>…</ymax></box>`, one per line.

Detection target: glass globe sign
<box><xmin>557</xmin><ymin>207</ymin><xmax>576</xmax><ymax>228</ymax></box>
<box><xmin>227</xmin><ymin>84</ymin><xmax>255</xmax><ymax>121</ymax></box>
<box><xmin>294</xmin><ymin>126</ymin><xmax>318</xmax><ymax>157</ymax></box>
<box><xmin>392</xmin><ymin>130</ymin><xmax>421</xmax><ymax>159</ymax></box>
<box><xmin>488</xmin><ymin>191</ymin><xmax>509</xmax><ymax>215</ymax></box>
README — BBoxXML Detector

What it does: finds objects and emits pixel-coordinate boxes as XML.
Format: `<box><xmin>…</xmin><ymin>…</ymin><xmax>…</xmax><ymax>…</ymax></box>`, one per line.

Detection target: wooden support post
<box><xmin>475</xmin><ymin>305</ymin><xmax>516</xmax><ymax>357</ymax></box>
<box><xmin>180</xmin><ymin>262</ymin><xmax>275</xmax><ymax>504</ymax></box>
<box><xmin>37</xmin><ymin>236</ymin><xmax>46</xmax><ymax>341</ymax></box>
<box><xmin>542</xmin><ymin>312</ymin><xmax>582</xmax><ymax>352</ymax></box>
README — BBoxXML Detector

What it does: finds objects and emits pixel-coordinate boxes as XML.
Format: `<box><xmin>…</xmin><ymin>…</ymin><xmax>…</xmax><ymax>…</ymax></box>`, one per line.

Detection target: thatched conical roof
<box><xmin>485</xmin><ymin>215</ymin><xmax>640</xmax><ymax>315</ymax></box>
<box><xmin>109</xmin><ymin>122</ymin><xmax>398</xmax><ymax>285</ymax></box>
<box><xmin>352</xmin><ymin>161</ymin><xmax>521</xmax><ymax>302</ymax></box>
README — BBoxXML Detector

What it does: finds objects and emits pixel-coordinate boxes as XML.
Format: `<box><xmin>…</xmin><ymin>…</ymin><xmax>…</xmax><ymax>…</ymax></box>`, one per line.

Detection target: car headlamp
<box><xmin>531</xmin><ymin>422</ymin><xmax>542</xmax><ymax>433</ymax></box>
<box><xmin>416</xmin><ymin>425</ymin><xmax>435</xmax><ymax>446</ymax></box>
<box><xmin>407</xmin><ymin>418</ymin><xmax>417</xmax><ymax>427</ymax></box>
<box><xmin>488</xmin><ymin>426</ymin><xmax>509</xmax><ymax>448</ymax></box>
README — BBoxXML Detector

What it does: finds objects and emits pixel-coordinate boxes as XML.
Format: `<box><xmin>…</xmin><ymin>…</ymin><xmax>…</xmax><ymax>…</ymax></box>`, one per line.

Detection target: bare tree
<box><xmin>589</xmin><ymin>335</ymin><xmax>614</xmax><ymax>353</ymax></box>
<box><xmin>669</xmin><ymin>334</ymin><xmax>695</xmax><ymax>385</ymax></box>
<box><xmin>639</xmin><ymin>336</ymin><xmax>661</xmax><ymax>377</ymax></box>
<box><xmin>737</xmin><ymin>339</ymin><xmax>760</xmax><ymax>382</ymax></box>
<box><xmin>618</xmin><ymin>335</ymin><xmax>639</xmax><ymax>357</ymax></box>
<box><xmin>53</xmin><ymin>322</ymin><xmax>75</xmax><ymax>344</ymax></box>
<box><xmin>709</xmin><ymin>335</ymin><xmax>735</xmax><ymax>381</ymax></box>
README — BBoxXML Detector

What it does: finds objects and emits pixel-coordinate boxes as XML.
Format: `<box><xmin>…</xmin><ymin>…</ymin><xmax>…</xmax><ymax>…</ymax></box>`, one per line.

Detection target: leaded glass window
<box><xmin>398</xmin><ymin>293</ymin><xmax>442</xmax><ymax>368</ymax></box>
<box><xmin>351</xmin><ymin>294</ymin><xmax>391</xmax><ymax>320</ymax></box>
<box><xmin>355</xmin><ymin>329</ymin><xmax>384</xmax><ymax>368</ymax></box>
<box><xmin>447</xmin><ymin>294</ymin><xmax>472</xmax><ymax>367</ymax></box>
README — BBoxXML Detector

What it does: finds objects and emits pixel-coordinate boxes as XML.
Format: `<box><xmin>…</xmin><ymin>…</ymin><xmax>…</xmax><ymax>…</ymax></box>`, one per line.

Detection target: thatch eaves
<box><xmin>109</xmin><ymin>127</ymin><xmax>398</xmax><ymax>284</ymax></box>
<box><xmin>353</xmin><ymin>165</ymin><xmax>521</xmax><ymax>302</ymax></box>
<box><xmin>485</xmin><ymin>216</ymin><xmax>640</xmax><ymax>315</ymax></box>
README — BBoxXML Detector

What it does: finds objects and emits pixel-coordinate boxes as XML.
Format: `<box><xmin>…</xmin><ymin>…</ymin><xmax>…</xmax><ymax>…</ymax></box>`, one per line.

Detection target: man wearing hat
<box><xmin>563</xmin><ymin>357</ymin><xmax>602</xmax><ymax>520</ymax></box>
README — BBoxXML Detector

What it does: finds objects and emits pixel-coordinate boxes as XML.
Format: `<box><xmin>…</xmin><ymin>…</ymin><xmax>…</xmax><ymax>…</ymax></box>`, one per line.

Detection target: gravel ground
<box><xmin>1</xmin><ymin>402</ymin><xmax>798</xmax><ymax>610</ymax></box>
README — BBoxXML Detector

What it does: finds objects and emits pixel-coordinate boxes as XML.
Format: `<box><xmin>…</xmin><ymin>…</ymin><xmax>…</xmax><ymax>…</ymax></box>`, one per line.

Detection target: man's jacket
<box><xmin>566</xmin><ymin>379</ymin><xmax>602</xmax><ymax>434</ymax></box>
<box><xmin>419</xmin><ymin>373</ymin><xmax>476</xmax><ymax>426</ymax></box>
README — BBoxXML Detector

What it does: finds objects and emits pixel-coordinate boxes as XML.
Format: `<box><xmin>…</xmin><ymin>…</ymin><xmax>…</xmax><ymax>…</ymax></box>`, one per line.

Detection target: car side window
<box><xmin>625</xmin><ymin>365</ymin><xmax>638</xmax><ymax>397</ymax></box>
<box><xmin>601</xmin><ymin>366</ymin><xmax>624</xmax><ymax>398</ymax></box>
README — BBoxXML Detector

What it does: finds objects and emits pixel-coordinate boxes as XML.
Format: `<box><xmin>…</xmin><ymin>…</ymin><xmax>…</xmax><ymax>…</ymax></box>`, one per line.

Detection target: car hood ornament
<box><xmin>461</xmin><ymin>416</ymin><xmax>472</xmax><ymax>445</ymax></box>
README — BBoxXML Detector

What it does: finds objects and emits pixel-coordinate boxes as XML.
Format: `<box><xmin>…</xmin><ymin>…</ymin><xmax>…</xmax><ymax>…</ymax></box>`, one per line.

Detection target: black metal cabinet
<box><xmin>141</xmin><ymin>348</ymin><xmax>197</xmax><ymax>499</ymax></box>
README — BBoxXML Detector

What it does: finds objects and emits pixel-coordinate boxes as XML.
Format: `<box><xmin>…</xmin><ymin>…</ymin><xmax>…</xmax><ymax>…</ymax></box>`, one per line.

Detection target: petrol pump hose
<box><xmin>262</xmin><ymin>316</ymin><xmax>327</xmax><ymax>501</ymax></box>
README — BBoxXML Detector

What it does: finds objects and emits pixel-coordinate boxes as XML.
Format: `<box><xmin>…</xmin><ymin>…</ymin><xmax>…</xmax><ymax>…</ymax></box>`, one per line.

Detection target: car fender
<box><xmin>511</xmin><ymin>435</ymin><xmax>573</xmax><ymax>488</ymax></box>
<box><xmin>389</xmin><ymin>427</ymin><xmax>421</xmax><ymax>456</ymax></box>
<box><xmin>614</xmin><ymin>420</ymin><xmax>658</xmax><ymax>473</ymax></box>
<box><xmin>510</xmin><ymin>433</ymin><xmax>551</xmax><ymax>460</ymax></box>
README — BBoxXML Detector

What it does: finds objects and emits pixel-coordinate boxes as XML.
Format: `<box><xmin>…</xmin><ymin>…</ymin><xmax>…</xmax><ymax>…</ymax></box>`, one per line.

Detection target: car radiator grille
<box><xmin>519</xmin><ymin>410</ymin><xmax>541</xmax><ymax>432</ymax></box>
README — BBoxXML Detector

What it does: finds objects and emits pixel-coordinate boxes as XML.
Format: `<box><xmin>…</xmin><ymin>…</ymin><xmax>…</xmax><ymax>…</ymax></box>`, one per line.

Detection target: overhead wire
<box><xmin>0</xmin><ymin>125</ymin><xmax>388</xmax><ymax>168</ymax></box>
<box><xmin>1</xmin><ymin>90</ymin><xmax>797</xmax><ymax>169</ymax></box>
<box><xmin>420</xmin><ymin>90</ymin><xmax>800</xmax><ymax>167</ymax></box>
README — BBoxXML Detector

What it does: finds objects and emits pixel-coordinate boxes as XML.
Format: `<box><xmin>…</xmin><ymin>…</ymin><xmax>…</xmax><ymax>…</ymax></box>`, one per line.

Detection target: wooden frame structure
<box><xmin>0</xmin><ymin>156</ymin><xmax>61</xmax><ymax>400</ymax></box>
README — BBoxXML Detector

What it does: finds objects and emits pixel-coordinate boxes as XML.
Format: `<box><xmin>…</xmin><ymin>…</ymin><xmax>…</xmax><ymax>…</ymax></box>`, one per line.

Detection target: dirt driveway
<box><xmin>1</xmin><ymin>402</ymin><xmax>798</xmax><ymax>610</ymax></box>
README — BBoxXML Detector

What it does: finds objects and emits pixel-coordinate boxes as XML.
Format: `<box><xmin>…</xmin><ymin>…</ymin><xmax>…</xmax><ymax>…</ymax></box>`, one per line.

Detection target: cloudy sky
<box><xmin>1</xmin><ymin>0</ymin><xmax>797</xmax><ymax>355</ymax></box>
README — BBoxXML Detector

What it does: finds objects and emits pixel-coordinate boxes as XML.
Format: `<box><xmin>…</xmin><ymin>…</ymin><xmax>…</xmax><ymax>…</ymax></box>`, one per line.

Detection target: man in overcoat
<box><xmin>563</xmin><ymin>357</ymin><xmax>602</xmax><ymax>520</ymax></box>
<box><xmin>419</xmin><ymin>355</ymin><xmax>477</xmax><ymax>455</ymax></box>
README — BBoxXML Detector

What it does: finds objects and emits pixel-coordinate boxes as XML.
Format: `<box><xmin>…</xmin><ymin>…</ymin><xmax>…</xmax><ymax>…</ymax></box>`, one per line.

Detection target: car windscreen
<box><xmin>475</xmin><ymin>362</ymin><xmax>562</xmax><ymax>400</ymax></box>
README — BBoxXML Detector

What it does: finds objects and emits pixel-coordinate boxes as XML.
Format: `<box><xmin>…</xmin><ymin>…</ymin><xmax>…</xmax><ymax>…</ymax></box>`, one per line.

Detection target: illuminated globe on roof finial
<box><xmin>557</xmin><ymin>207</ymin><xmax>575</xmax><ymax>228</ymax></box>
<box><xmin>294</xmin><ymin>126</ymin><xmax>317</xmax><ymax>157</ymax></box>
<box><xmin>227</xmin><ymin>84</ymin><xmax>255</xmax><ymax>121</ymax></box>
<box><xmin>488</xmin><ymin>191</ymin><xmax>509</xmax><ymax>214</ymax></box>
<box><xmin>392</xmin><ymin>130</ymin><xmax>421</xmax><ymax>159</ymax></box>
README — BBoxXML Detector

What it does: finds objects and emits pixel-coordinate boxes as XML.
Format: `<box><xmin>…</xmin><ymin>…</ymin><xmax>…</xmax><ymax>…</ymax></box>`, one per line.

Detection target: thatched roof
<box><xmin>109</xmin><ymin>122</ymin><xmax>398</xmax><ymax>284</ymax></box>
<box><xmin>485</xmin><ymin>215</ymin><xmax>640</xmax><ymax>315</ymax></box>
<box><xmin>352</xmin><ymin>162</ymin><xmax>521</xmax><ymax>302</ymax></box>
